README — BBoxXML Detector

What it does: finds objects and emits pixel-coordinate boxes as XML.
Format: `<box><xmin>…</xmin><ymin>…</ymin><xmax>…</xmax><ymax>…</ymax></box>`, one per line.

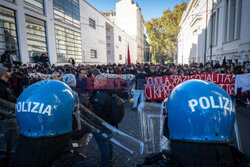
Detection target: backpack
<box><xmin>109</xmin><ymin>94</ymin><xmax>125</xmax><ymax>126</ymax></box>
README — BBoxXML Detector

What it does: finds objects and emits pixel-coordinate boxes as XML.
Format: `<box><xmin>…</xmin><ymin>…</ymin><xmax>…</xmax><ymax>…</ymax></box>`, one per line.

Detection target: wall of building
<box><xmin>116</xmin><ymin>0</ymin><xmax>137</xmax><ymax>39</ymax></box>
<box><xmin>116</xmin><ymin>0</ymin><xmax>145</xmax><ymax>62</ymax></box>
<box><xmin>82</xmin><ymin>0</ymin><xmax>137</xmax><ymax>64</ymax></box>
<box><xmin>0</xmin><ymin>0</ymin><xmax>138</xmax><ymax>65</ymax></box>
<box><xmin>136</xmin><ymin>8</ymin><xmax>145</xmax><ymax>62</ymax></box>
<box><xmin>177</xmin><ymin>0</ymin><xmax>211</xmax><ymax>65</ymax></box>
<box><xmin>208</xmin><ymin>0</ymin><xmax>250</xmax><ymax>64</ymax></box>
<box><xmin>113</xmin><ymin>27</ymin><xmax>137</xmax><ymax>64</ymax></box>
<box><xmin>178</xmin><ymin>0</ymin><xmax>250</xmax><ymax>65</ymax></box>
<box><xmin>80</xmin><ymin>0</ymin><xmax>108</xmax><ymax>64</ymax></box>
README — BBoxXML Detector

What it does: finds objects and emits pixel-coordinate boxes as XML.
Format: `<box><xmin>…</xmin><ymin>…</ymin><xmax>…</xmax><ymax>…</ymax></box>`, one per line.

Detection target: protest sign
<box><xmin>235</xmin><ymin>73</ymin><xmax>250</xmax><ymax>104</ymax></box>
<box><xmin>145</xmin><ymin>73</ymin><xmax>235</xmax><ymax>101</ymax></box>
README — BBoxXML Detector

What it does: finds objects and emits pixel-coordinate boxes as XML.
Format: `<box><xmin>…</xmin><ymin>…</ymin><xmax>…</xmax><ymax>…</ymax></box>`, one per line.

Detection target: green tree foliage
<box><xmin>145</xmin><ymin>1</ymin><xmax>187</xmax><ymax>63</ymax></box>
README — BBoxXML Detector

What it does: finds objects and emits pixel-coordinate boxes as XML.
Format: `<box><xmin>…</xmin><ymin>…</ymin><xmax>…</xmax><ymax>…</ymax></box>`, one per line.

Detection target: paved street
<box><xmin>85</xmin><ymin>103</ymin><xmax>143</xmax><ymax>167</ymax></box>
<box><xmin>85</xmin><ymin>102</ymin><xmax>250</xmax><ymax>167</ymax></box>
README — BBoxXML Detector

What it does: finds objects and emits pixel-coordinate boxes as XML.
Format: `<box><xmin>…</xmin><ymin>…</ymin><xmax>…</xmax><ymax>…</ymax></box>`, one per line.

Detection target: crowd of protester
<box><xmin>0</xmin><ymin>58</ymin><xmax>250</xmax><ymax>100</ymax></box>
<box><xmin>1</xmin><ymin>52</ymin><xmax>250</xmax><ymax>167</ymax></box>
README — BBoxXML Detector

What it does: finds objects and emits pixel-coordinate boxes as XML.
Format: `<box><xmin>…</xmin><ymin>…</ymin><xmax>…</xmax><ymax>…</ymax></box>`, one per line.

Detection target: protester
<box><xmin>0</xmin><ymin>51</ymin><xmax>249</xmax><ymax>167</ymax></box>
<box><xmin>0</xmin><ymin>57</ymin><xmax>249</xmax><ymax>104</ymax></box>
<box><xmin>63</xmin><ymin>73</ymin><xmax>81</xmax><ymax>95</ymax></box>
<box><xmin>76</xmin><ymin>69</ymin><xmax>88</xmax><ymax>95</ymax></box>
<box><xmin>148</xmin><ymin>66</ymin><xmax>157</xmax><ymax>76</ymax></box>
<box><xmin>132</xmin><ymin>67</ymin><xmax>146</xmax><ymax>110</ymax></box>
<box><xmin>62</xmin><ymin>73</ymin><xmax>90</xmax><ymax>157</ymax></box>
<box><xmin>0</xmin><ymin>66</ymin><xmax>16</xmax><ymax>102</ymax></box>
<box><xmin>90</xmin><ymin>75</ymin><xmax>114</xmax><ymax>167</ymax></box>
<box><xmin>34</xmin><ymin>53</ymin><xmax>40</xmax><ymax>64</ymax></box>
<box><xmin>1</xmin><ymin>51</ymin><xmax>11</xmax><ymax>67</ymax></box>
<box><xmin>9</xmin><ymin>51</ymin><xmax>20</xmax><ymax>66</ymax></box>
<box><xmin>39</xmin><ymin>54</ymin><xmax>50</xmax><ymax>67</ymax></box>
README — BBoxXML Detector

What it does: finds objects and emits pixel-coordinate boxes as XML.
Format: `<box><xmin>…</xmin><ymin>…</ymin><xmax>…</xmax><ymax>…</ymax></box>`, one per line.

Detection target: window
<box><xmin>24</xmin><ymin>0</ymin><xmax>44</xmax><ymax>15</ymax></box>
<box><xmin>89</xmin><ymin>18</ymin><xmax>96</xmax><ymax>29</ymax></box>
<box><xmin>224</xmin><ymin>0</ymin><xmax>242</xmax><ymax>42</ymax></box>
<box><xmin>0</xmin><ymin>6</ymin><xmax>19</xmax><ymax>60</ymax></box>
<box><xmin>25</xmin><ymin>15</ymin><xmax>47</xmax><ymax>63</ymax></box>
<box><xmin>228</xmin><ymin>0</ymin><xmax>236</xmax><ymax>41</ymax></box>
<box><xmin>55</xmin><ymin>25</ymin><xmax>82</xmax><ymax>63</ymax></box>
<box><xmin>119</xmin><ymin>36</ymin><xmax>121</xmax><ymax>42</ymax></box>
<box><xmin>119</xmin><ymin>54</ymin><xmax>122</xmax><ymax>60</ymax></box>
<box><xmin>235</xmin><ymin>0</ymin><xmax>242</xmax><ymax>39</ymax></box>
<box><xmin>210</xmin><ymin>9</ymin><xmax>219</xmax><ymax>46</ymax></box>
<box><xmin>90</xmin><ymin>49</ymin><xmax>97</xmax><ymax>58</ymax></box>
<box><xmin>53</xmin><ymin>0</ymin><xmax>80</xmax><ymax>28</ymax></box>
<box><xmin>215</xmin><ymin>9</ymin><xmax>219</xmax><ymax>45</ymax></box>
<box><xmin>224</xmin><ymin>0</ymin><xmax>229</xmax><ymax>42</ymax></box>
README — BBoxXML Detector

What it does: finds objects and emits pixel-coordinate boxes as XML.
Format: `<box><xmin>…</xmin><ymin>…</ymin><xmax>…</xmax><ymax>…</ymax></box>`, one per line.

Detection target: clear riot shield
<box><xmin>79</xmin><ymin>105</ymin><xmax>145</xmax><ymax>163</ymax></box>
<box><xmin>137</xmin><ymin>101</ymin><xmax>169</xmax><ymax>153</ymax></box>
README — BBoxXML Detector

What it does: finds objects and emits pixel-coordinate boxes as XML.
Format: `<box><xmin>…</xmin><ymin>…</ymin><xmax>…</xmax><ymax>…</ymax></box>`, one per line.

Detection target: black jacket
<box><xmin>134</xmin><ymin>73</ymin><xmax>146</xmax><ymax>90</ymax></box>
<box><xmin>90</xmin><ymin>90</ymin><xmax>113</xmax><ymax>124</ymax></box>
<box><xmin>124</xmin><ymin>69</ymin><xmax>137</xmax><ymax>75</ymax></box>
<box><xmin>1</xmin><ymin>53</ymin><xmax>10</xmax><ymax>63</ymax></box>
<box><xmin>148</xmin><ymin>72</ymin><xmax>158</xmax><ymax>77</ymax></box>
<box><xmin>40</xmin><ymin>56</ymin><xmax>46</xmax><ymax>63</ymax></box>
<box><xmin>0</xmin><ymin>79</ymin><xmax>16</xmax><ymax>103</ymax></box>
<box><xmin>34</xmin><ymin>55</ymin><xmax>40</xmax><ymax>63</ymax></box>
<box><xmin>139</xmin><ymin>142</ymin><xmax>249</xmax><ymax>167</ymax></box>
<box><xmin>12</xmin><ymin>134</ymin><xmax>88</xmax><ymax>167</ymax></box>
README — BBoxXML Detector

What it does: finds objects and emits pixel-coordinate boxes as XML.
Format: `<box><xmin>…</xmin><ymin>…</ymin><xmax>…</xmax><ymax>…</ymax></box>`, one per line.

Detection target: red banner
<box><xmin>86</xmin><ymin>77</ymin><xmax>127</xmax><ymax>89</ymax></box>
<box><xmin>145</xmin><ymin>74</ymin><xmax>235</xmax><ymax>101</ymax></box>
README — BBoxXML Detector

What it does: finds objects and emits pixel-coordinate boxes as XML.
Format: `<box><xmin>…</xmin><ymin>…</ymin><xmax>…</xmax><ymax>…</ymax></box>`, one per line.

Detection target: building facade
<box><xmin>177</xmin><ymin>0</ymin><xmax>250</xmax><ymax>65</ymax></box>
<box><xmin>116</xmin><ymin>0</ymin><xmax>145</xmax><ymax>62</ymax></box>
<box><xmin>103</xmin><ymin>0</ymin><xmax>145</xmax><ymax>62</ymax></box>
<box><xmin>0</xmin><ymin>0</ymin><xmax>138</xmax><ymax>65</ymax></box>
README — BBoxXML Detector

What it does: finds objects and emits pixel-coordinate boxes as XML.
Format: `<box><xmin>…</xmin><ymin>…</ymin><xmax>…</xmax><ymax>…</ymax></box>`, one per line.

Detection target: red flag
<box><xmin>127</xmin><ymin>44</ymin><xmax>131</xmax><ymax>65</ymax></box>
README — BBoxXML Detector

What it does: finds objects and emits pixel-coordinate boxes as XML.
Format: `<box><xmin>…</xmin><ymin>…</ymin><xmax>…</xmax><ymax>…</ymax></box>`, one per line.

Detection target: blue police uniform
<box><xmin>12</xmin><ymin>80</ymin><xmax>88</xmax><ymax>167</ymax></box>
<box><xmin>138</xmin><ymin>80</ymin><xmax>249</xmax><ymax>167</ymax></box>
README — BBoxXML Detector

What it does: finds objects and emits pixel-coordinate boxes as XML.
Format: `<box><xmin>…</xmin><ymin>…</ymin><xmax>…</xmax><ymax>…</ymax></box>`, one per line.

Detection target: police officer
<box><xmin>139</xmin><ymin>80</ymin><xmax>249</xmax><ymax>167</ymax></box>
<box><xmin>12</xmin><ymin>80</ymin><xmax>88</xmax><ymax>167</ymax></box>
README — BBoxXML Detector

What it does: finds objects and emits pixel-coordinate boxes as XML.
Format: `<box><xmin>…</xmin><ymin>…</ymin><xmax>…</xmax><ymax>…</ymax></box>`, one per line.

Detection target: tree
<box><xmin>145</xmin><ymin>1</ymin><xmax>187</xmax><ymax>63</ymax></box>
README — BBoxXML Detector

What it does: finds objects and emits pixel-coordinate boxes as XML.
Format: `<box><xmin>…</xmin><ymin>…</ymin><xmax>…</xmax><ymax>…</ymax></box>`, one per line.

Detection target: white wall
<box><xmin>81</xmin><ymin>0</ymin><xmax>138</xmax><ymax>64</ymax></box>
<box><xmin>209</xmin><ymin>0</ymin><xmax>250</xmax><ymax>64</ymax></box>
<box><xmin>113</xmin><ymin>27</ymin><xmax>137</xmax><ymax>64</ymax></box>
<box><xmin>178</xmin><ymin>0</ymin><xmax>209</xmax><ymax>65</ymax></box>
<box><xmin>80</xmin><ymin>0</ymin><xmax>107</xmax><ymax>64</ymax></box>
<box><xmin>116</xmin><ymin>0</ymin><xmax>144</xmax><ymax>61</ymax></box>
<box><xmin>116</xmin><ymin>0</ymin><xmax>137</xmax><ymax>39</ymax></box>
<box><xmin>178</xmin><ymin>0</ymin><xmax>250</xmax><ymax>65</ymax></box>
